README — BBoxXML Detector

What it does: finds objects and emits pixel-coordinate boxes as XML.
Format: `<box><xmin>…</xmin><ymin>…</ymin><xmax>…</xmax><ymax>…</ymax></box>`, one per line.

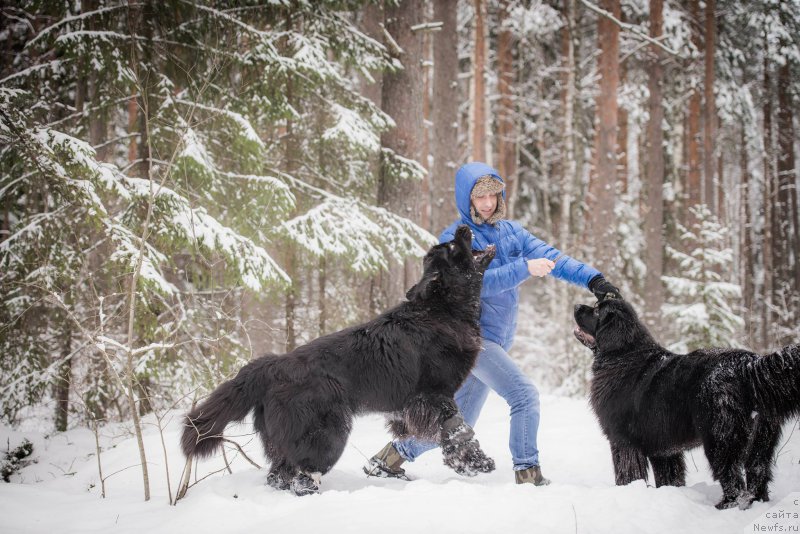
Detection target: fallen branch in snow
<box><xmin>221</xmin><ymin>438</ymin><xmax>262</xmax><ymax>469</ymax></box>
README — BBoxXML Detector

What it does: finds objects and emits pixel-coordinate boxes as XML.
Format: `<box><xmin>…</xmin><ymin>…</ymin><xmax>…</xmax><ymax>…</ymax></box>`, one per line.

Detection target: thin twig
<box><xmin>221</xmin><ymin>438</ymin><xmax>262</xmax><ymax>469</ymax></box>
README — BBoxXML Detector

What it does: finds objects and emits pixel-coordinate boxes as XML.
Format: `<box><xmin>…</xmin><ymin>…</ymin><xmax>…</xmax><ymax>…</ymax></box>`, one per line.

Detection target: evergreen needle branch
<box><xmin>578</xmin><ymin>0</ymin><xmax>683</xmax><ymax>58</ymax></box>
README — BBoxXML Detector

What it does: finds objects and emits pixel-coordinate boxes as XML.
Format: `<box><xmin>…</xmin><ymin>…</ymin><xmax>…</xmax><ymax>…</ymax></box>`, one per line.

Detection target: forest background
<box><xmin>0</xmin><ymin>0</ymin><xmax>798</xmax><ymax>487</ymax></box>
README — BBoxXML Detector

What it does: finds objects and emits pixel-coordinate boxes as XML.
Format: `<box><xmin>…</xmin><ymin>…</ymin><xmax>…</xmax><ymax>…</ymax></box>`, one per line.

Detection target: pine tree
<box><xmin>662</xmin><ymin>205</ymin><xmax>745</xmax><ymax>352</ymax></box>
<box><xmin>0</xmin><ymin>1</ymin><xmax>433</xmax><ymax>429</ymax></box>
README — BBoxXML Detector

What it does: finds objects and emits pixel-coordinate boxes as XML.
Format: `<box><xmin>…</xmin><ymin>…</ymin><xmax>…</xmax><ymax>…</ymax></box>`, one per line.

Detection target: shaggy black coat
<box><xmin>574</xmin><ymin>298</ymin><xmax>800</xmax><ymax>510</ymax></box>
<box><xmin>181</xmin><ymin>225</ymin><xmax>496</xmax><ymax>493</ymax></box>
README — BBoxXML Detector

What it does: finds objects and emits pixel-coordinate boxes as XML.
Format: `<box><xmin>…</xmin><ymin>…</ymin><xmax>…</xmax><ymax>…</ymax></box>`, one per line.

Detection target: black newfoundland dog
<box><xmin>182</xmin><ymin>225</ymin><xmax>496</xmax><ymax>495</ymax></box>
<box><xmin>574</xmin><ymin>297</ymin><xmax>800</xmax><ymax>510</ymax></box>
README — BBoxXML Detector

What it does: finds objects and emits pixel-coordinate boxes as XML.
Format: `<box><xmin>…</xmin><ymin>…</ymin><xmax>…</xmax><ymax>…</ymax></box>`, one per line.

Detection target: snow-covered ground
<box><xmin>1</xmin><ymin>394</ymin><xmax>798</xmax><ymax>534</ymax></box>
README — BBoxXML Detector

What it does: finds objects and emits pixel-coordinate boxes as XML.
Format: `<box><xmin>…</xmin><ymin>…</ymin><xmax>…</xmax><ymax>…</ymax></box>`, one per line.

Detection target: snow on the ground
<box><xmin>1</xmin><ymin>394</ymin><xmax>798</xmax><ymax>534</ymax></box>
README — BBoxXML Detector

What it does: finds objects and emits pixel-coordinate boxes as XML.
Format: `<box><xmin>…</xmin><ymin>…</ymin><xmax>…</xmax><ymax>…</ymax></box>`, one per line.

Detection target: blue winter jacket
<box><xmin>440</xmin><ymin>162</ymin><xmax>602</xmax><ymax>349</ymax></box>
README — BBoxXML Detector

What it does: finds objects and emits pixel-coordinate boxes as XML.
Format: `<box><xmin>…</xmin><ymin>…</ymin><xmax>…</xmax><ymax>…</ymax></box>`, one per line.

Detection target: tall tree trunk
<box><xmin>471</xmin><ymin>0</ymin><xmax>487</xmax><ymax>162</ymax></box>
<box><xmin>703</xmin><ymin>0</ymin><xmax>717</xmax><ymax>213</ymax></box>
<box><xmin>420</xmin><ymin>4</ymin><xmax>432</xmax><ymax>232</ymax></box>
<box><xmin>643</xmin><ymin>0</ymin><xmax>665</xmax><ymax>333</ymax></box>
<box><xmin>84</xmin><ymin>0</ymin><xmax>107</xmax><ymax>161</ymax></box>
<box><xmin>618</xmin><ymin>53</ymin><xmax>628</xmax><ymax>196</ymax></box>
<box><xmin>54</xmin><ymin>318</ymin><xmax>73</xmax><ymax>432</ymax></box>
<box><xmin>686</xmin><ymin>0</ymin><xmax>702</xmax><ymax>227</ymax></box>
<box><xmin>558</xmin><ymin>0</ymin><xmax>577</xmax><ymax>251</ymax></box>
<box><xmin>378</xmin><ymin>0</ymin><xmax>425</xmax><ymax>307</ymax></box>
<box><xmin>776</xmin><ymin>50</ymin><xmax>797</xmax><ymax>339</ymax></box>
<box><xmin>496</xmin><ymin>0</ymin><xmax>517</xmax><ymax>215</ymax></box>
<box><xmin>740</xmin><ymin>126</ymin><xmax>754</xmax><ymax>345</ymax></box>
<box><xmin>318</xmin><ymin>256</ymin><xmax>326</xmax><ymax>337</ymax></box>
<box><xmin>360</xmin><ymin>1</ymin><xmax>385</xmax><ymax>315</ymax></box>
<box><xmin>777</xmin><ymin>7</ymin><xmax>800</xmax><ymax>308</ymax></box>
<box><xmin>431</xmin><ymin>0</ymin><xmax>459</xmax><ymax>233</ymax></box>
<box><xmin>585</xmin><ymin>0</ymin><xmax>620</xmax><ymax>275</ymax></box>
<box><xmin>762</xmin><ymin>46</ymin><xmax>774</xmax><ymax>348</ymax></box>
<box><xmin>284</xmin><ymin>14</ymin><xmax>299</xmax><ymax>351</ymax></box>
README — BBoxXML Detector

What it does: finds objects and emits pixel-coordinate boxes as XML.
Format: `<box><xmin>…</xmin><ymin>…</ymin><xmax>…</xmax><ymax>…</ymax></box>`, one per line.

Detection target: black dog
<box><xmin>574</xmin><ymin>298</ymin><xmax>800</xmax><ymax>510</ymax></box>
<box><xmin>182</xmin><ymin>225</ymin><xmax>496</xmax><ymax>495</ymax></box>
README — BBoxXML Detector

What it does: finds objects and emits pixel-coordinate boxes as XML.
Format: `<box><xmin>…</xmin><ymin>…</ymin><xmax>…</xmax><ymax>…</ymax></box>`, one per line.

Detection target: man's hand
<box><xmin>588</xmin><ymin>275</ymin><xmax>622</xmax><ymax>301</ymax></box>
<box><xmin>527</xmin><ymin>258</ymin><xmax>555</xmax><ymax>277</ymax></box>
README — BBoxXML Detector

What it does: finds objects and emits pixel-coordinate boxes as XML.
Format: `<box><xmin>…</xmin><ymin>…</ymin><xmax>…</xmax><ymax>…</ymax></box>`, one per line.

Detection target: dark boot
<box><xmin>515</xmin><ymin>466</ymin><xmax>551</xmax><ymax>486</ymax></box>
<box><xmin>440</xmin><ymin>414</ymin><xmax>495</xmax><ymax>476</ymax></box>
<box><xmin>363</xmin><ymin>442</ymin><xmax>410</xmax><ymax>480</ymax></box>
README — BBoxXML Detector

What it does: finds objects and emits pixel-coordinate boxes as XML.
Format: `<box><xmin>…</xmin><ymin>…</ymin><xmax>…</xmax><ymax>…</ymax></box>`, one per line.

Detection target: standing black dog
<box><xmin>182</xmin><ymin>225</ymin><xmax>496</xmax><ymax>495</ymax></box>
<box><xmin>573</xmin><ymin>297</ymin><xmax>800</xmax><ymax>510</ymax></box>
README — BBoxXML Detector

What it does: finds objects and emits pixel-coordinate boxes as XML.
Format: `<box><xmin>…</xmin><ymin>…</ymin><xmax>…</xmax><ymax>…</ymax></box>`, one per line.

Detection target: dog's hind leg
<box><xmin>649</xmin><ymin>454</ymin><xmax>686</xmax><ymax>487</ymax></box>
<box><xmin>743</xmin><ymin>415</ymin><xmax>783</xmax><ymax>505</ymax></box>
<box><xmin>702</xmin><ymin>421</ymin><xmax>748</xmax><ymax>509</ymax></box>
<box><xmin>286</xmin><ymin>407</ymin><xmax>352</xmax><ymax>495</ymax></box>
<box><xmin>611</xmin><ymin>443</ymin><xmax>649</xmax><ymax>485</ymax></box>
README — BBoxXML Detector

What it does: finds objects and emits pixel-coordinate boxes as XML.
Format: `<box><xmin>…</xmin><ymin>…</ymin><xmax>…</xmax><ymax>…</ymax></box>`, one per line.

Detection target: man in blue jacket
<box><xmin>364</xmin><ymin>161</ymin><xmax>621</xmax><ymax>485</ymax></box>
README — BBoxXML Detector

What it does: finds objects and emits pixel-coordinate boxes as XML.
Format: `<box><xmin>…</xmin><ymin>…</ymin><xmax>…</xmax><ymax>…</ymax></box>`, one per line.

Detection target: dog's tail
<box><xmin>749</xmin><ymin>343</ymin><xmax>800</xmax><ymax>420</ymax></box>
<box><xmin>181</xmin><ymin>356</ymin><xmax>272</xmax><ymax>459</ymax></box>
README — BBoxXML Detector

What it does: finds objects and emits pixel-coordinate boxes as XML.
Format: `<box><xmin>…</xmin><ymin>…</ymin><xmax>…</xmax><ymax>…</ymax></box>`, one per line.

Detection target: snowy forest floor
<box><xmin>1</xmin><ymin>393</ymin><xmax>798</xmax><ymax>534</ymax></box>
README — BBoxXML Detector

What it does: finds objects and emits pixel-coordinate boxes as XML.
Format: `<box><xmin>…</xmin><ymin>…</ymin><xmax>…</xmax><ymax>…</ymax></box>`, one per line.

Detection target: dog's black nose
<box><xmin>574</xmin><ymin>304</ymin><xmax>582</xmax><ymax>314</ymax></box>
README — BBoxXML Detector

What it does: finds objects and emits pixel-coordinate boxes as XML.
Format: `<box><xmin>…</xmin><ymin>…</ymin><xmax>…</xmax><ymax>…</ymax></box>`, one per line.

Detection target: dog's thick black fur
<box><xmin>182</xmin><ymin>225</ymin><xmax>496</xmax><ymax>495</ymax></box>
<box><xmin>574</xmin><ymin>298</ymin><xmax>800</xmax><ymax>510</ymax></box>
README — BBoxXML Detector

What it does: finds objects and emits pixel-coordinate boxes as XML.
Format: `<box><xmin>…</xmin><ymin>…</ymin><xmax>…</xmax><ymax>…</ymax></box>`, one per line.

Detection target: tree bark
<box><xmin>762</xmin><ymin>45</ymin><xmax>774</xmax><ymax>348</ymax></box>
<box><xmin>703</xmin><ymin>0</ymin><xmax>717</xmax><ymax>213</ymax></box>
<box><xmin>378</xmin><ymin>0</ymin><xmax>425</xmax><ymax>307</ymax></box>
<box><xmin>740</xmin><ymin>126</ymin><xmax>754</xmax><ymax>345</ymax></box>
<box><xmin>430</xmin><ymin>0</ymin><xmax>460</xmax><ymax>233</ymax></box>
<box><xmin>283</xmin><ymin>13</ymin><xmax>299</xmax><ymax>351</ymax></box>
<box><xmin>54</xmin><ymin>320</ymin><xmax>73</xmax><ymax>432</ymax></box>
<box><xmin>686</xmin><ymin>0</ymin><xmax>702</xmax><ymax>227</ymax></box>
<box><xmin>776</xmin><ymin>48</ymin><xmax>797</xmax><ymax>337</ymax></box>
<box><xmin>318</xmin><ymin>256</ymin><xmax>326</xmax><ymax>337</ymax></box>
<box><xmin>585</xmin><ymin>0</ymin><xmax>620</xmax><ymax>275</ymax></box>
<box><xmin>470</xmin><ymin>0</ymin><xmax>487</xmax><ymax>162</ymax></box>
<box><xmin>496</xmin><ymin>0</ymin><xmax>517</xmax><ymax>216</ymax></box>
<box><xmin>643</xmin><ymin>0</ymin><xmax>665</xmax><ymax>333</ymax></box>
<box><xmin>420</xmin><ymin>4</ymin><xmax>432</xmax><ymax>232</ymax></box>
<box><xmin>559</xmin><ymin>0</ymin><xmax>577</xmax><ymax>250</ymax></box>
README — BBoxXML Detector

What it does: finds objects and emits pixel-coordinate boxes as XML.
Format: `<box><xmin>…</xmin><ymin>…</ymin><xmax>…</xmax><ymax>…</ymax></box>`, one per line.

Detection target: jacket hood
<box><xmin>455</xmin><ymin>162</ymin><xmax>505</xmax><ymax>225</ymax></box>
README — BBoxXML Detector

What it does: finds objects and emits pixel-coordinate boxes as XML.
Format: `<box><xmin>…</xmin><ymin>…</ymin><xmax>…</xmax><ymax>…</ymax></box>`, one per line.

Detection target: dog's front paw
<box><xmin>442</xmin><ymin>439</ymin><xmax>495</xmax><ymax>476</ymax></box>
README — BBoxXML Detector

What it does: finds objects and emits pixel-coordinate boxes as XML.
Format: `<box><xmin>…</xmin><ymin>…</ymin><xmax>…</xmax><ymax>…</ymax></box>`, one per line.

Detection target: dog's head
<box><xmin>406</xmin><ymin>225</ymin><xmax>496</xmax><ymax>301</ymax></box>
<box><xmin>573</xmin><ymin>298</ymin><xmax>648</xmax><ymax>353</ymax></box>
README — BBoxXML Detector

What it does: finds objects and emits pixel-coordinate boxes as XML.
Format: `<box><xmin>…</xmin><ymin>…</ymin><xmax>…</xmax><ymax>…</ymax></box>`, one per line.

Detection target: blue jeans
<box><xmin>393</xmin><ymin>339</ymin><xmax>541</xmax><ymax>470</ymax></box>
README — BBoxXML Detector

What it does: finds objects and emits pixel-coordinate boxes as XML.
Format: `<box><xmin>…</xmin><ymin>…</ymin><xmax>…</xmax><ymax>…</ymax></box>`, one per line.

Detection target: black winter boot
<box><xmin>440</xmin><ymin>414</ymin><xmax>495</xmax><ymax>476</ymax></box>
<box><xmin>363</xmin><ymin>442</ymin><xmax>410</xmax><ymax>480</ymax></box>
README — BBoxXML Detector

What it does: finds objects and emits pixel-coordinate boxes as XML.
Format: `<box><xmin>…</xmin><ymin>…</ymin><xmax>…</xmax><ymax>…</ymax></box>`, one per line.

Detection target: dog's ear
<box><xmin>406</xmin><ymin>270</ymin><xmax>440</xmax><ymax>301</ymax></box>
